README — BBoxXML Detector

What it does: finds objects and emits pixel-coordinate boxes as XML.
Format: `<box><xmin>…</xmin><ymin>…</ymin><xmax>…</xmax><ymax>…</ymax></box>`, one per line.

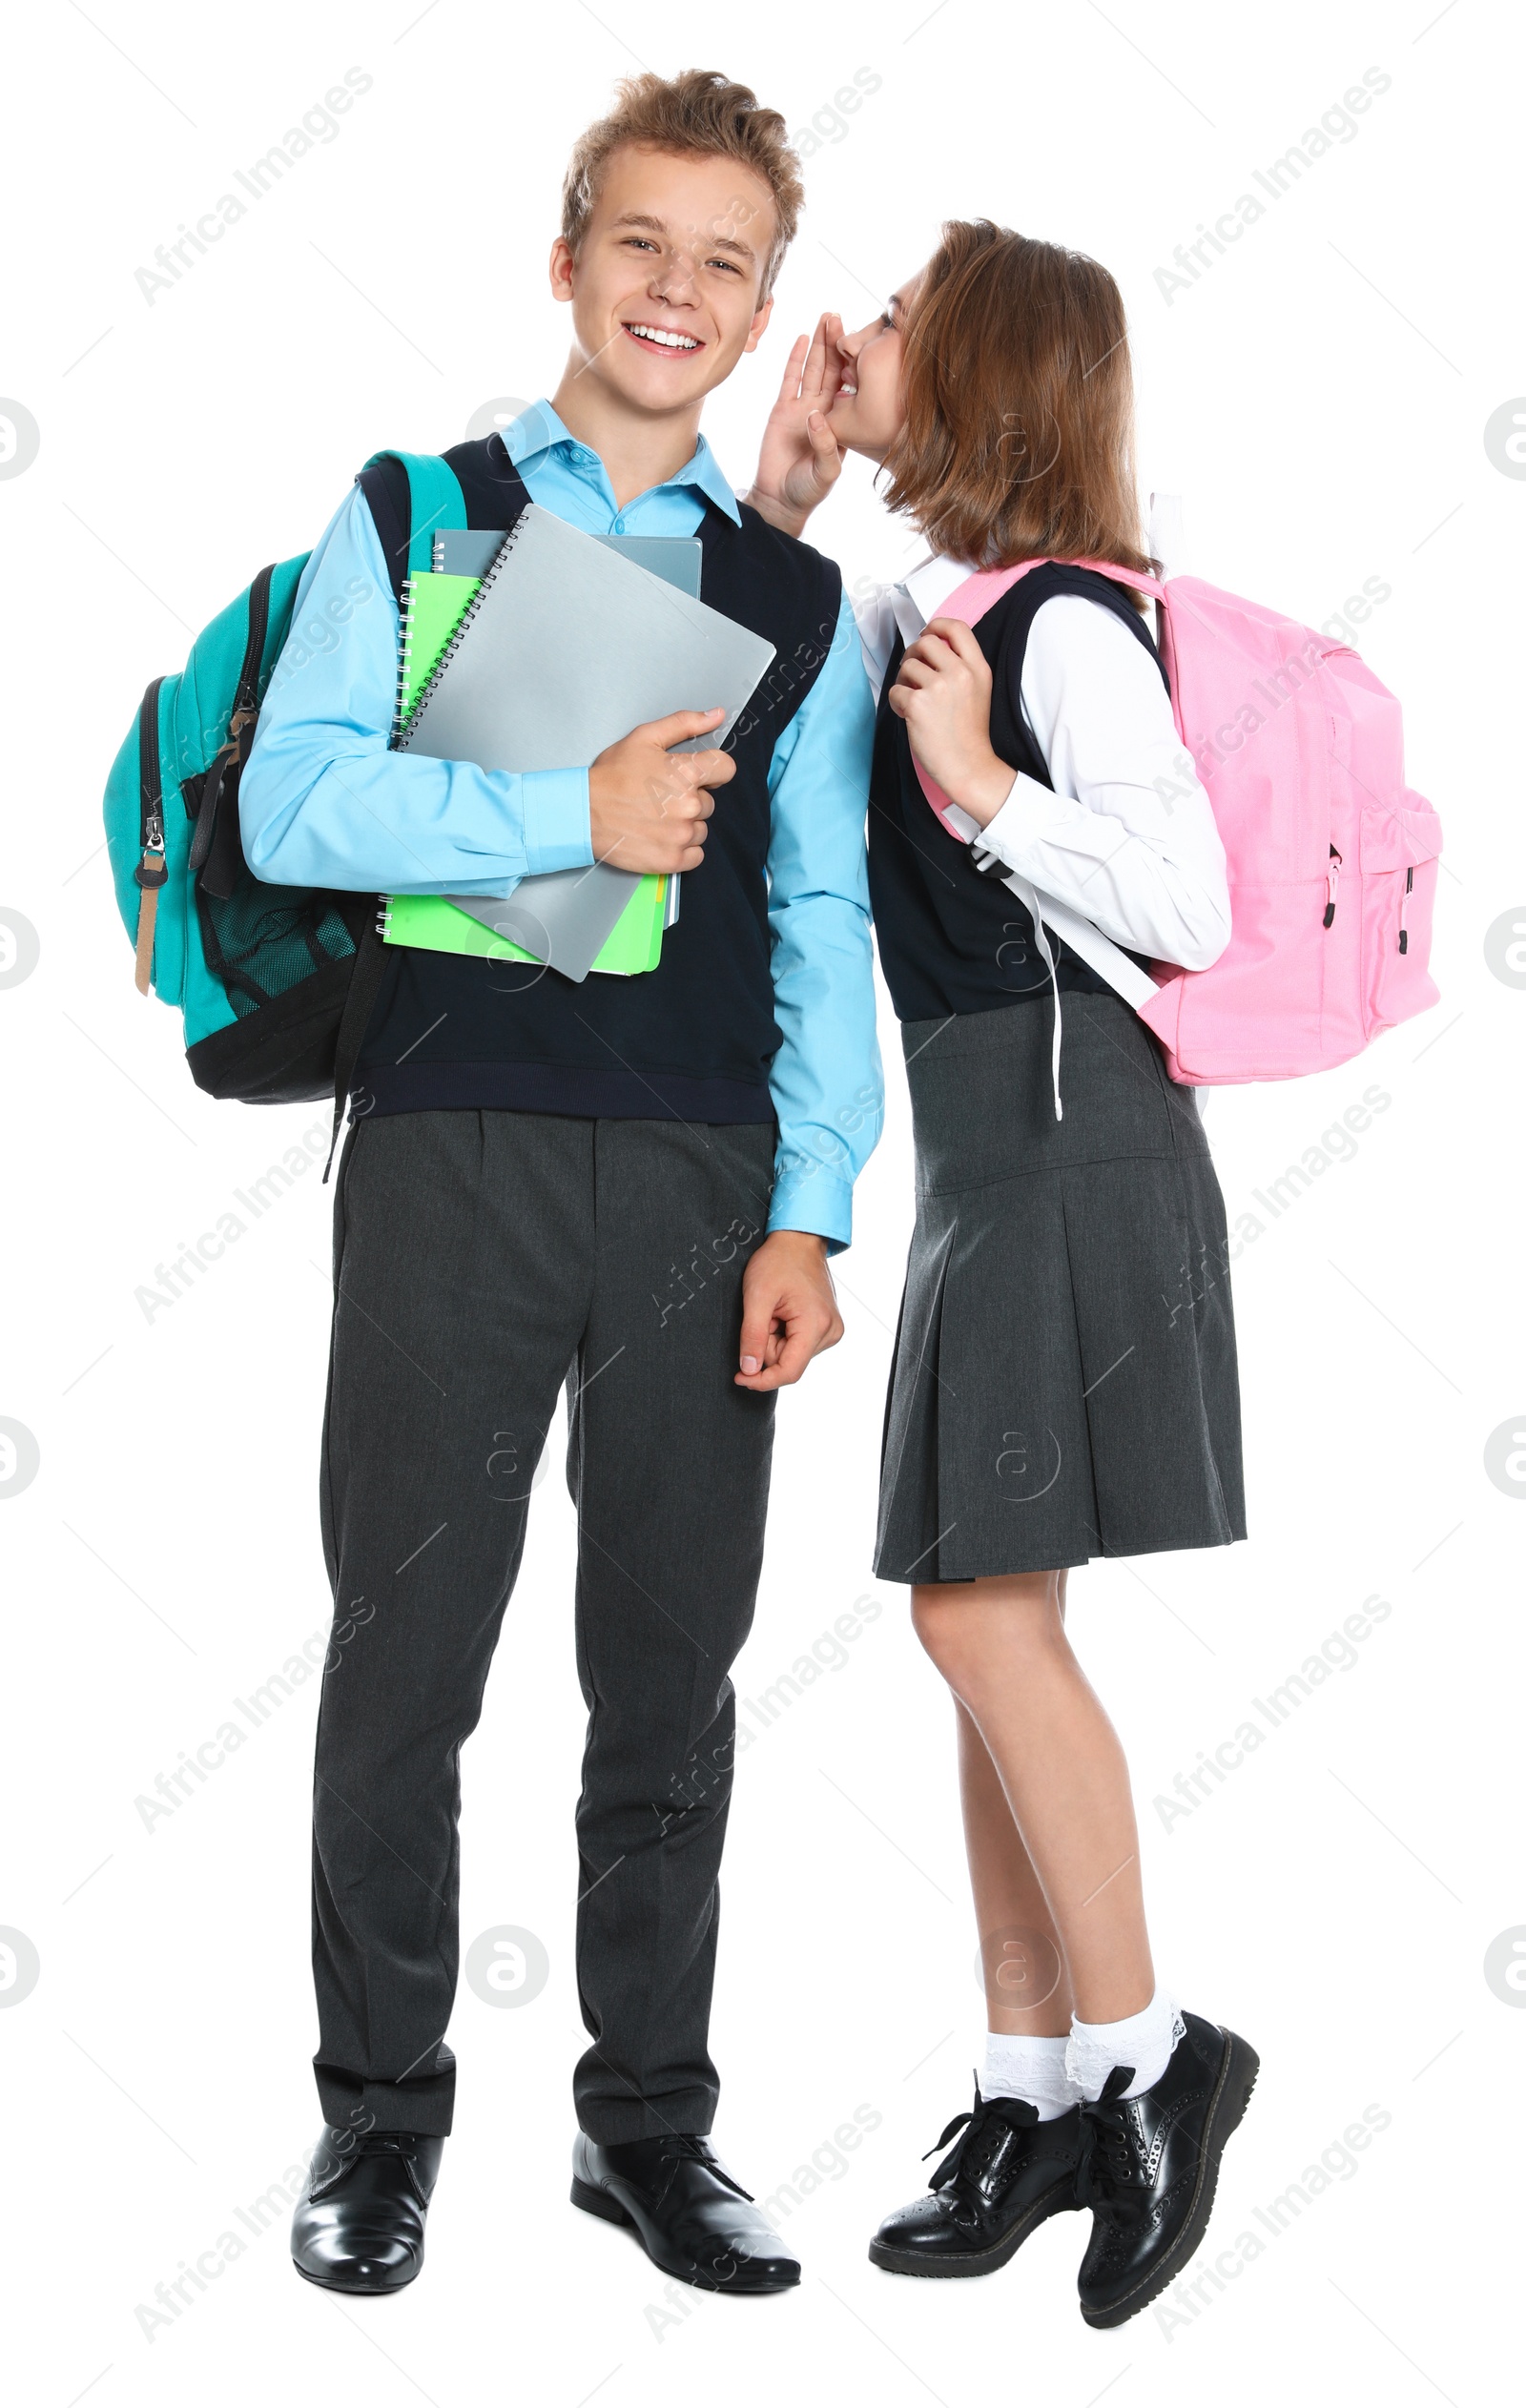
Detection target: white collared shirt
<box><xmin>856</xmin><ymin>554</ymin><xmax>1231</xmax><ymax>974</ymax></box>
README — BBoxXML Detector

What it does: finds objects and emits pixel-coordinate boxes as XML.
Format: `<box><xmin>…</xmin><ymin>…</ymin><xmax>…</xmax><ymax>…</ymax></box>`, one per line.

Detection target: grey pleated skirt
<box><xmin>875</xmin><ymin>994</ymin><xmax>1247</xmax><ymax>1582</ymax></box>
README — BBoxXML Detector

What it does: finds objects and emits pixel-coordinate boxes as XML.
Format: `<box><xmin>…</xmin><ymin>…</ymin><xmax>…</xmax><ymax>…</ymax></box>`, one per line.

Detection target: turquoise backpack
<box><xmin>101</xmin><ymin>448</ymin><xmax>467</xmax><ymax>1158</ymax></box>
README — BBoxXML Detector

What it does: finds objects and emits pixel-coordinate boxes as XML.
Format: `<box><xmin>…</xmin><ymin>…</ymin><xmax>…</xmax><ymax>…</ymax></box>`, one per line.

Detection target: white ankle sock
<box><xmin>1066</xmin><ymin>1987</ymin><xmax>1184</xmax><ymax>2102</ymax></box>
<box><xmin>980</xmin><ymin>2031</ymin><xmax>1077</xmax><ymax>2121</ymax></box>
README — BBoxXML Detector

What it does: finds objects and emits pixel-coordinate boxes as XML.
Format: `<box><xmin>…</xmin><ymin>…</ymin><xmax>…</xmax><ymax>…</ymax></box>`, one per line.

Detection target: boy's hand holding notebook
<box><xmin>588</xmin><ymin>704</ymin><xmax>732</xmax><ymax>874</ymax></box>
<box><xmin>381</xmin><ymin>510</ymin><xmax>774</xmax><ymax>982</ymax></box>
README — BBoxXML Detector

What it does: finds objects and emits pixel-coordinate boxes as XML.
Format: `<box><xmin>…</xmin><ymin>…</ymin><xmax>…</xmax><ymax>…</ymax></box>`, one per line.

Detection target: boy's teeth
<box><xmin>629</xmin><ymin>324</ymin><xmax>699</xmax><ymax>349</ymax></box>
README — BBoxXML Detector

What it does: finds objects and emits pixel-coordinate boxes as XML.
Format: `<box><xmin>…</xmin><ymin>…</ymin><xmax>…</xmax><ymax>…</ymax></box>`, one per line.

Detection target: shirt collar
<box><xmin>897</xmin><ymin>551</ymin><xmax>978</xmax><ymax>634</ymax></box>
<box><xmin>503</xmin><ymin>397</ymin><xmax>741</xmax><ymax>525</ymax></box>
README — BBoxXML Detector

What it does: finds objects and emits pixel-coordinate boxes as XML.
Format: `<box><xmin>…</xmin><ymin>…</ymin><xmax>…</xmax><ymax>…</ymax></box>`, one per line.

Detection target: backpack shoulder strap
<box><xmin>909</xmin><ymin>556</ymin><xmax>1166</xmax><ymax>1022</ymax></box>
<box><xmin>937</xmin><ymin>556</ymin><xmax>1165</xmax><ymax>634</ymax></box>
<box><xmin>441</xmin><ymin>433</ymin><xmax>532</xmax><ymax>533</ymax></box>
<box><xmin>323</xmin><ymin>913</ymin><xmax>389</xmax><ymax>1182</ymax></box>
<box><xmin>356</xmin><ymin>449</ymin><xmax>469</xmax><ymax>607</ymax></box>
<box><xmin>326</xmin><ymin>440</ymin><xmax>523</xmax><ymax>1173</ymax></box>
<box><xmin>323</xmin><ymin>447</ymin><xmax>468</xmax><ymax>1173</ymax></box>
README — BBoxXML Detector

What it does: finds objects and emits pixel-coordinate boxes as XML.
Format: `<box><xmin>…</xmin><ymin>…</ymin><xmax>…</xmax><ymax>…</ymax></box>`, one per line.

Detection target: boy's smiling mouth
<box><xmin>622</xmin><ymin>321</ymin><xmax>705</xmax><ymax>355</ymax></box>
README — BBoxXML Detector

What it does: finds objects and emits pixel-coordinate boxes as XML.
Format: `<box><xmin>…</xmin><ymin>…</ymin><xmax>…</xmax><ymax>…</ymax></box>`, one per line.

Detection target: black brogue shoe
<box><xmin>1075</xmin><ymin>2011</ymin><xmax>1259</xmax><ymax>2328</ymax></box>
<box><xmin>869</xmin><ymin>2088</ymin><xmax>1083</xmax><ymax>2278</ymax></box>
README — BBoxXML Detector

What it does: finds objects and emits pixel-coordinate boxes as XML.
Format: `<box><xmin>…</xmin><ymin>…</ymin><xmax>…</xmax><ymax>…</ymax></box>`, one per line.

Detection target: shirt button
<box><xmin>611</xmin><ymin>515</ymin><xmax>626</xmax><ymax>533</ymax></box>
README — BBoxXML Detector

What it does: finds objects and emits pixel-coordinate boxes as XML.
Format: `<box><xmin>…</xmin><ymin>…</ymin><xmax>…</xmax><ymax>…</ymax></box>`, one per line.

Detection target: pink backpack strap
<box><xmin>929</xmin><ymin>555</ymin><xmax>1164</xmax><ymax>631</ymax></box>
<box><xmin>910</xmin><ymin>557</ymin><xmax>1165</xmax><ymax>834</ymax></box>
<box><xmin>901</xmin><ymin>555</ymin><xmax>1172</xmax><ymax>1122</ymax></box>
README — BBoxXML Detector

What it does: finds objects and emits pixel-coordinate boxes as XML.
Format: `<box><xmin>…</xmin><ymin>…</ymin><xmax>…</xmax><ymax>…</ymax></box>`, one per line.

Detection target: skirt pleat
<box><xmin>874</xmin><ymin>994</ymin><xmax>1247</xmax><ymax>1583</ymax></box>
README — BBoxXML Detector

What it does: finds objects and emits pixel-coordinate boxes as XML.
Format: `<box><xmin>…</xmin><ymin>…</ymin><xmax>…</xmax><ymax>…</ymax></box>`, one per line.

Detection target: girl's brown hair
<box><xmin>882</xmin><ymin>220</ymin><xmax>1151</xmax><ymax>598</ymax></box>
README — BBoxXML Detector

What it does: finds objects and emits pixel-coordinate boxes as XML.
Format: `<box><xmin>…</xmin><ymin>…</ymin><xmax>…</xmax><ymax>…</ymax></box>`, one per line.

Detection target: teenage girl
<box><xmin>746</xmin><ymin>221</ymin><xmax>1258</xmax><ymax>2328</ymax></box>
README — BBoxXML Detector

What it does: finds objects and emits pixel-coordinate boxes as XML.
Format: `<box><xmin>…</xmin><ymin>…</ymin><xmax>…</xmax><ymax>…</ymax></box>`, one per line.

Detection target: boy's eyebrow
<box><xmin>609</xmin><ymin>208</ymin><xmax>756</xmax><ymax>263</ymax></box>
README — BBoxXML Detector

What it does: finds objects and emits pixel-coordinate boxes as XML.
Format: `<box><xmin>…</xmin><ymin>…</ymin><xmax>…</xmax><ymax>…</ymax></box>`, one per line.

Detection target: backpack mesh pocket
<box><xmin>196</xmin><ymin>870</ymin><xmax>358</xmax><ymax>1018</ymax></box>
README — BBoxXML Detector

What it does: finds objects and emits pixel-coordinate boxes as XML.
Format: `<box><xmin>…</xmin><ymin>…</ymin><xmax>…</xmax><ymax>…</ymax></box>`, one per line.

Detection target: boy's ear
<box><xmin>743</xmin><ymin>294</ymin><xmax>775</xmax><ymax>356</ymax></box>
<box><xmin>549</xmin><ymin>235</ymin><xmax>575</xmax><ymax>302</ymax></box>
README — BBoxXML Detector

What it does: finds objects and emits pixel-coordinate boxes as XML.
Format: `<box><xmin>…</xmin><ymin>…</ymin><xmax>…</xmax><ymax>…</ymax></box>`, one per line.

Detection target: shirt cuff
<box><xmin>766</xmin><ymin>1161</ymin><xmax>855</xmax><ymax>1255</ymax></box>
<box><xmin>519</xmin><ymin>767</ymin><xmax>593</xmax><ymax>876</ymax></box>
<box><xmin>978</xmin><ymin>769</ymin><xmax>1073</xmax><ymax>866</ymax></box>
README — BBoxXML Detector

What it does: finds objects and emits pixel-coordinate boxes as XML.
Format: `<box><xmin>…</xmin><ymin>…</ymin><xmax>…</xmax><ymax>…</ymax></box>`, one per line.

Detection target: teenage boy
<box><xmin>240</xmin><ymin>72</ymin><xmax>879</xmax><ymax>2298</ymax></box>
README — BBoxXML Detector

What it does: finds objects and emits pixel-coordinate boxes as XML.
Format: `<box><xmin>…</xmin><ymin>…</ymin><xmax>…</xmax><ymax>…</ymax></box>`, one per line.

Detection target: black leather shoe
<box><xmin>869</xmin><ymin>2089</ymin><xmax>1082</xmax><ymax>2278</ymax></box>
<box><xmin>291</xmin><ymin>2127</ymin><xmax>444</xmax><ymax>2294</ymax></box>
<box><xmin>1075</xmin><ymin>2011</ymin><xmax>1258</xmax><ymax>2328</ymax></box>
<box><xmin>571</xmin><ymin>2131</ymin><xmax>799</xmax><ymax>2293</ymax></box>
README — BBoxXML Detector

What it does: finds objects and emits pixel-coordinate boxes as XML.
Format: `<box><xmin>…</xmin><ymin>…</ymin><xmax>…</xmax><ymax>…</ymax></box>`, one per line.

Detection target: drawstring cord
<box><xmin>974</xmin><ymin>850</ymin><xmax>1063</xmax><ymax>1120</ymax></box>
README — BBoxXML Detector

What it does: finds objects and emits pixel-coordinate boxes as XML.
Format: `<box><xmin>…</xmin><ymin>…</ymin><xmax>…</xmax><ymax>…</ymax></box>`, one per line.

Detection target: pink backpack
<box><xmin>912</xmin><ymin>559</ymin><xmax>1443</xmax><ymax>1084</ymax></box>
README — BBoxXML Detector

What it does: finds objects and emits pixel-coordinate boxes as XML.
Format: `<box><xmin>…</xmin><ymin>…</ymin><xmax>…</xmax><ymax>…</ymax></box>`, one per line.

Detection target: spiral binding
<box><xmin>393</xmin><ymin>511</ymin><xmax>530</xmax><ymax>751</ymax></box>
<box><xmin>390</xmin><ymin>581</ymin><xmax>419</xmax><ymax>747</ymax></box>
<box><xmin>375</xmin><ymin>895</ymin><xmax>393</xmax><ymax>938</ymax></box>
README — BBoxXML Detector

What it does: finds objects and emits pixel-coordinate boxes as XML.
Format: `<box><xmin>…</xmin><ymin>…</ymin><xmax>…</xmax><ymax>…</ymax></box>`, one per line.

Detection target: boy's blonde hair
<box><xmin>562</xmin><ymin>70</ymin><xmax>804</xmax><ymax>298</ymax></box>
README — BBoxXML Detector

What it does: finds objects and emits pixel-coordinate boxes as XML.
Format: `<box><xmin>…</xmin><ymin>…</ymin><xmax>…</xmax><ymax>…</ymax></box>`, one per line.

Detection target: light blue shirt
<box><xmin>240</xmin><ymin>399</ymin><xmax>881</xmax><ymax>1248</ymax></box>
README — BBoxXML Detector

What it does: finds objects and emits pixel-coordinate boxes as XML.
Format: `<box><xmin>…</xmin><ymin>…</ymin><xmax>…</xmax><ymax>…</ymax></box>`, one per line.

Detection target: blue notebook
<box><xmin>433</xmin><ymin>526</ymin><xmax>703</xmax><ymax>595</ymax></box>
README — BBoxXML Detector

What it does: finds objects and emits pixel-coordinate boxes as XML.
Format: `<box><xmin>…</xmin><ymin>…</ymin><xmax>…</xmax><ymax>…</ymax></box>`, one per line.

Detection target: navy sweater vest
<box><xmin>867</xmin><ymin>564</ymin><xmax>1165</xmax><ymax>1024</ymax></box>
<box><xmin>356</xmin><ymin>436</ymin><xmax>842</xmax><ymax>1122</ymax></box>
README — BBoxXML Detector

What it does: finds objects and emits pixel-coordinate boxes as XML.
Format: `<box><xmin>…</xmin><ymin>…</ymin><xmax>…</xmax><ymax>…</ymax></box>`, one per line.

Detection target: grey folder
<box><xmin>433</xmin><ymin>525</ymin><xmax>703</xmax><ymax>597</ymax></box>
<box><xmin>401</xmin><ymin>505</ymin><xmax>772</xmax><ymax>979</ymax></box>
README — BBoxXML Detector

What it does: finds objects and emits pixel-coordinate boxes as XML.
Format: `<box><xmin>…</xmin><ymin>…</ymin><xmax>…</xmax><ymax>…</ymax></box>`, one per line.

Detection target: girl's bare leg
<box><xmin>916</xmin><ymin>1569</ymin><xmax>1153</xmax><ymax>2025</ymax></box>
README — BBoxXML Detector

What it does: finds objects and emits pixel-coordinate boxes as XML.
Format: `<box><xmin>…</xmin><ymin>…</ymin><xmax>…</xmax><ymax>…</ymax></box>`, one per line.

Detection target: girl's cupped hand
<box><xmin>744</xmin><ymin>314</ymin><xmax>846</xmax><ymax>536</ymax></box>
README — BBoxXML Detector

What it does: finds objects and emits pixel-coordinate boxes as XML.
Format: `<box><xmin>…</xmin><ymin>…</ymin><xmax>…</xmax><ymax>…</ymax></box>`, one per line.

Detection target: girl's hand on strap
<box><xmin>741</xmin><ymin>316</ymin><xmax>846</xmax><ymax>538</ymax></box>
<box><xmin>888</xmin><ymin>618</ymin><xmax>1016</xmax><ymax>827</ymax></box>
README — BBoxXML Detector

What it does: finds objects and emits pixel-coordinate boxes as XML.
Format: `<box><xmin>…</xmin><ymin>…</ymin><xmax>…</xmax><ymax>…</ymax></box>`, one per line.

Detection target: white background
<box><xmin>1</xmin><ymin>2</ymin><xmax>1521</xmax><ymax>2402</ymax></box>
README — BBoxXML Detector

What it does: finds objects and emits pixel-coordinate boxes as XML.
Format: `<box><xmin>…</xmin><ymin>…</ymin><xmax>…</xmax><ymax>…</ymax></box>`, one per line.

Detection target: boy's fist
<box><xmin>735</xmin><ymin>1230</ymin><xmax>843</xmax><ymax>1392</ymax></box>
<box><xmin>588</xmin><ymin>708</ymin><xmax>735</xmax><ymax>874</ymax></box>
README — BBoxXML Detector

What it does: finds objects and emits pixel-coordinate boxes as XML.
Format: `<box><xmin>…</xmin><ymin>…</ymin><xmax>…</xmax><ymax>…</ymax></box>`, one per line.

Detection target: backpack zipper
<box><xmin>188</xmin><ymin>564</ymin><xmax>275</xmax><ymax>895</ymax></box>
<box><xmin>1323</xmin><ymin>844</ymin><xmax>1342</xmax><ymax>928</ymax></box>
<box><xmin>134</xmin><ymin>675</ymin><xmax>169</xmax><ymax>995</ymax></box>
<box><xmin>229</xmin><ymin>561</ymin><xmax>271</xmax><ymax>733</ymax></box>
<box><xmin>1398</xmin><ymin>864</ymin><xmax>1413</xmax><ymax>954</ymax></box>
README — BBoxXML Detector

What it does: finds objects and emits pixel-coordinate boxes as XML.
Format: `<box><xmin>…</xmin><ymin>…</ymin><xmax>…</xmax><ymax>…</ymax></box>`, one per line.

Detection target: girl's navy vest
<box><xmin>867</xmin><ymin>564</ymin><xmax>1165</xmax><ymax>1023</ymax></box>
<box><xmin>356</xmin><ymin>436</ymin><xmax>842</xmax><ymax>1123</ymax></box>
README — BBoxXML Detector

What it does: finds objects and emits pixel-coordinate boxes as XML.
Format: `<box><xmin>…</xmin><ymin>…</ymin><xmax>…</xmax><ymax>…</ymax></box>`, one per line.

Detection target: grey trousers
<box><xmin>314</xmin><ymin>1109</ymin><xmax>777</xmax><ymax>2142</ymax></box>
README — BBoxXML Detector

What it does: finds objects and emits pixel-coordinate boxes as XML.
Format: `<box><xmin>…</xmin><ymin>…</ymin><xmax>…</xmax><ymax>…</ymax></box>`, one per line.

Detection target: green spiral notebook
<box><xmin>398</xmin><ymin>569</ymin><xmax>479</xmax><ymax>722</ymax></box>
<box><xmin>382</xmin><ymin>535</ymin><xmax>691</xmax><ymax>978</ymax></box>
<box><xmin>381</xmin><ymin>872</ymin><xmax>668</xmax><ymax>974</ymax></box>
